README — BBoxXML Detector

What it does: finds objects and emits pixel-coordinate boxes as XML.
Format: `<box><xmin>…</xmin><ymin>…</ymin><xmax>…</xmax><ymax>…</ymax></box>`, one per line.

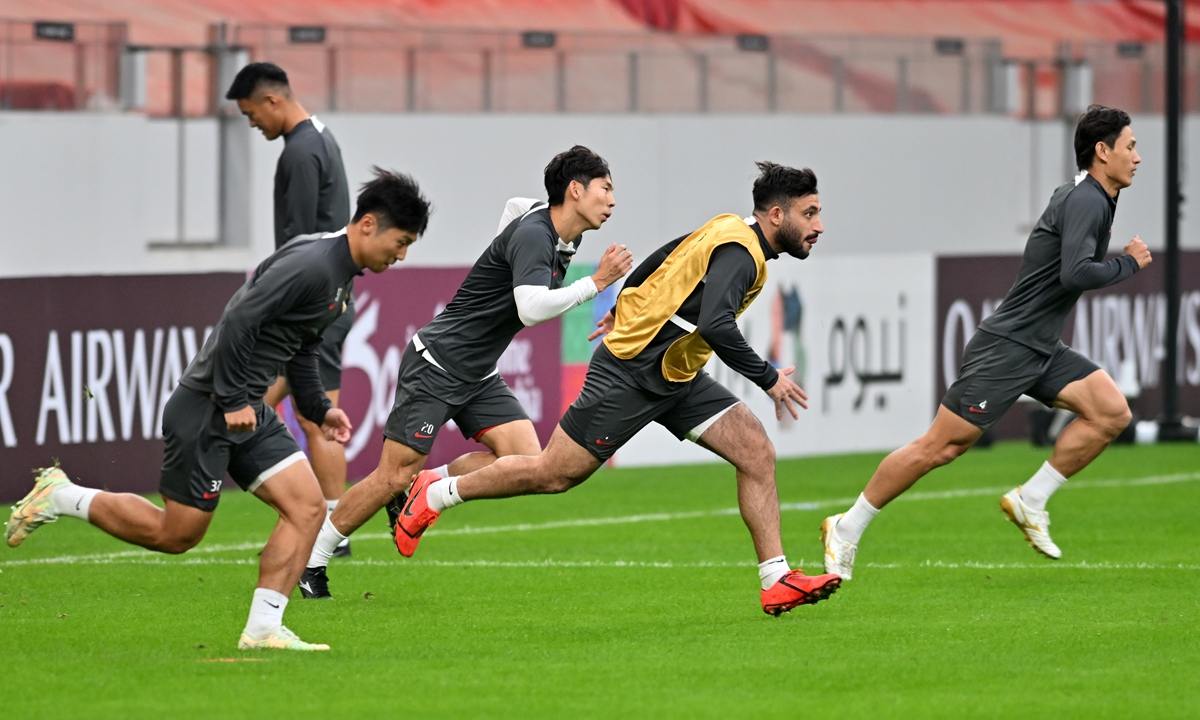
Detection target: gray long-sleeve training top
<box><xmin>274</xmin><ymin>117</ymin><xmax>350</xmax><ymax>249</ymax></box>
<box><xmin>979</xmin><ymin>173</ymin><xmax>1140</xmax><ymax>354</ymax></box>
<box><xmin>179</xmin><ymin>232</ymin><xmax>361</xmax><ymax>425</ymax></box>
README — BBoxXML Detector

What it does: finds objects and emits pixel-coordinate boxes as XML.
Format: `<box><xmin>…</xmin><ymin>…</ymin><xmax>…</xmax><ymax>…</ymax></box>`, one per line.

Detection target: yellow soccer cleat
<box><xmin>238</xmin><ymin>626</ymin><xmax>330</xmax><ymax>652</ymax></box>
<box><xmin>6</xmin><ymin>466</ymin><xmax>70</xmax><ymax>547</ymax></box>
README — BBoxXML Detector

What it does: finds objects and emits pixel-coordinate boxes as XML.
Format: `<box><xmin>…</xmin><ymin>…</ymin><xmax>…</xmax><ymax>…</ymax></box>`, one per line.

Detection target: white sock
<box><xmin>324</xmin><ymin>499</ymin><xmax>349</xmax><ymax>548</ymax></box>
<box><xmin>1020</xmin><ymin>461</ymin><xmax>1067</xmax><ymax>512</ymax></box>
<box><xmin>835</xmin><ymin>494</ymin><xmax>880</xmax><ymax>544</ymax></box>
<box><xmin>430</xmin><ymin>464</ymin><xmax>450</xmax><ymax>478</ymax></box>
<box><xmin>758</xmin><ymin>555</ymin><xmax>790</xmax><ymax>590</ymax></box>
<box><xmin>426</xmin><ymin>477</ymin><xmax>463</xmax><ymax>513</ymax></box>
<box><xmin>243</xmin><ymin>588</ymin><xmax>288</xmax><ymax>640</ymax></box>
<box><xmin>49</xmin><ymin>483</ymin><xmax>99</xmax><ymax>521</ymax></box>
<box><xmin>306</xmin><ymin>516</ymin><xmax>346</xmax><ymax>569</ymax></box>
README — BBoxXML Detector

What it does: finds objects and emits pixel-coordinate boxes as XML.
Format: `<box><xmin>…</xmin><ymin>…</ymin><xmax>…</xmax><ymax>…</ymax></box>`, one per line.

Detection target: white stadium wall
<box><xmin>0</xmin><ymin>112</ymin><xmax>1194</xmax><ymax>279</ymax></box>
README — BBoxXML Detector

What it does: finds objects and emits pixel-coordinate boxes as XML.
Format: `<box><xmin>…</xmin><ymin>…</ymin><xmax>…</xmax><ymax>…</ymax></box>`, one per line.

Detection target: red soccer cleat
<box><xmin>760</xmin><ymin>569</ymin><xmax>841</xmax><ymax>616</ymax></box>
<box><xmin>393</xmin><ymin>470</ymin><xmax>441</xmax><ymax>557</ymax></box>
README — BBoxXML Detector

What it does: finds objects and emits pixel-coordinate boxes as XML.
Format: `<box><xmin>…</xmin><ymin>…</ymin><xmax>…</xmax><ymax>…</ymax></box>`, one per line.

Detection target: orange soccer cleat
<box><xmin>760</xmin><ymin>569</ymin><xmax>841</xmax><ymax>616</ymax></box>
<box><xmin>393</xmin><ymin>470</ymin><xmax>441</xmax><ymax>557</ymax></box>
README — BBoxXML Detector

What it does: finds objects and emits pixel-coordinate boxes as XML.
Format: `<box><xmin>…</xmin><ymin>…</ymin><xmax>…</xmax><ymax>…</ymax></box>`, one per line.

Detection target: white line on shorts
<box><xmin>1</xmin><ymin>471</ymin><xmax>1197</xmax><ymax>569</ymax></box>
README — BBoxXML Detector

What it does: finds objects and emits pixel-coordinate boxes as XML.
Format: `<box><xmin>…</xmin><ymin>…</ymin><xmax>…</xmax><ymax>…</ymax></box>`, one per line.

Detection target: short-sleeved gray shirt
<box><xmin>417</xmin><ymin>204</ymin><xmax>574</xmax><ymax>383</ymax></box>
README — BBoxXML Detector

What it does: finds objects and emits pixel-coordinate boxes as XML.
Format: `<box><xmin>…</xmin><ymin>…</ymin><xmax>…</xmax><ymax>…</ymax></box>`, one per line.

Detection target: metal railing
<box><xmin>0</xmin><ymin>19</ymin><xmax>125</xmax><ymax>110</ymax></box>
<box><xmin>229</xmin><ymin>24</ymin><xmax>1009</xmax><ymax>115</ymax></box>
<box><xmin>1</xmin><ymin>17</ymin><xmax>1199</xmax><ymax>119</ymax></box>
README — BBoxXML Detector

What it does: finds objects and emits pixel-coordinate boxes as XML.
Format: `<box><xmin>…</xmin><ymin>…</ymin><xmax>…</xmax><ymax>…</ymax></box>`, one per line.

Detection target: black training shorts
<box><xmin>559</xmin><ymin>344</ymin><xmax>740</xmax><ymax>461</ymax></box>
<box><xmin>159</xmin><ymin>386</ymin><xmax>306</xmax><ymax>512</ymax></box>
<box><xmin>316</xmin><ymin>303</ymin><xmax>355</xmax><ymax>391</ymax></box>
<box><xmin>382</xmin><ymin>339</ymin><xmax>529</xmax><ymax>455</ymax></box>
<box><xmin>941</xmin><ymin>330</ymin><xmax>1100</xmax><ymax>430</ymax></box>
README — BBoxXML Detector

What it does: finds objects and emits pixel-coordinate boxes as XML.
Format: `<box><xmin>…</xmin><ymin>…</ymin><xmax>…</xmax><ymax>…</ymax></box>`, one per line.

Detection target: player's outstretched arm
<box><xmin>765</xmin><ymin>367</ymin><xmax>809</xmax><ymax>420</ymax></box>
<box><xmin>512</xmin><ymin>243</ymin><xmax>633</xmax><ymax>327</ymax></box>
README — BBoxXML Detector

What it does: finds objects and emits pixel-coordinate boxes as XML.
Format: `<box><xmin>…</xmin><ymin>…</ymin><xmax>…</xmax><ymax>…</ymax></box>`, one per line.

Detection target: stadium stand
<box><xmin>0</xmin><ymin>0</ymin><xmax>1197</xmax><ymax>116</ymax></box>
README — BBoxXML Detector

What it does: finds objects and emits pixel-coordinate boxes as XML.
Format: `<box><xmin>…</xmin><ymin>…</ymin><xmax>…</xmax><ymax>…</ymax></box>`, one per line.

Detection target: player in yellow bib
<box><xmin>394</xmin><ymin>162</ymin><xmax>842</xmax><ymax>616</ymax></box>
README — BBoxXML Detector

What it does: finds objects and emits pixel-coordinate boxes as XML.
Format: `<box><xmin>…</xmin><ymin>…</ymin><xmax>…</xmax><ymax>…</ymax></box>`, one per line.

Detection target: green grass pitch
<box><xmin>2</xmin><ymin>441</ymin><xmax>1199</xmax><ymax>719</ymax></box>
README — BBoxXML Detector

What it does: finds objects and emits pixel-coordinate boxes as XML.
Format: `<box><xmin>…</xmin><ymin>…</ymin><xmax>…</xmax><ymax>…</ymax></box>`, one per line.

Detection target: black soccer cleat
<box><xmin>384</xmin><ymin>490</ymin><xmax>410</xmax><ymax>535</ymax></box>
<box><xmin>331</xmin><ymin>540</ymin><xmax>352</xmax><ymax>558</ymax></box>
<box><xmin>298</xmin><ymin>566</ymin><xmax>331</xmax><ymax>599</ymax></box>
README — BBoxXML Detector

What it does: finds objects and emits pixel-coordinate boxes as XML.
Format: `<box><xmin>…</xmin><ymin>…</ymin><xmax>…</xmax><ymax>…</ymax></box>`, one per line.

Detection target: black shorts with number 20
<box><xmin>941</xmin><ymin>330</ymin><xmax>1100</xmax><ymax>430</ymax></box>
<box><xmin>383</xmin><ymin>339</ymin><xmax>529</xmax><ymax>455</ymax></box>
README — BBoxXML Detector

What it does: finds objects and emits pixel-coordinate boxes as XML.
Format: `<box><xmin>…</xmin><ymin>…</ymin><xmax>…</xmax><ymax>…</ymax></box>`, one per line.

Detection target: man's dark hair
<box><xmin>752</xmin><ymin>161</ymin><xmax>818</xmax><ymax>213</ymax></box>
<box><xmin>353</xmin><ymin>167</ymin><xmax>432</xmax><ymax>235</ymax></box>
<box><xmin>225</xmin><ymin>62</ymin><xmax>291</xmax><ymax>101</ymax></box>
<box><xmin>544</xmin><ymin>145</ymin><xmax>610</xmax><ymax>206</ymax></box>
<box><xmin>1075</xmin><ymin>104</ymin><xmax>1131</xmax><ymax>170</ymax></box>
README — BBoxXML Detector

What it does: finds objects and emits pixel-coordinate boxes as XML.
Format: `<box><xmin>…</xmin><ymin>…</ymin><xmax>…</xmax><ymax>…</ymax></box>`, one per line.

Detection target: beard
<box><xmin>776</xmin><ymin>218</ymin><xmax>813</xmax><ymax>259</ymax></box>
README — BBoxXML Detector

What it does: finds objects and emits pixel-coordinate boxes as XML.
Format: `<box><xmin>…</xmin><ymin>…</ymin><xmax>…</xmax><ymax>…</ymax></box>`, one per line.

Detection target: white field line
<box><xmin>2</xmin><ymin>471</ymin><xmax>1198</xmax><ymax>570</ymax></box>
<box><xmin>3</xmin><ymin>555</ymin><xmax>1200</xmax><ymax>571</ymax></box>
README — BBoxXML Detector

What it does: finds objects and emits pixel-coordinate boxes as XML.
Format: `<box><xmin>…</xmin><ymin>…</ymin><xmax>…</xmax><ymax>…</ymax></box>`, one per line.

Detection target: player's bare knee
<box><xmin>510</xmin><ymin>438</ymin><xmax>542</xmax><ymax>457</ymax></box>
<box><xmin>301</xmin><ymin>495</ymin><xmax>326</xmax><ymax>529</ymax></box>
<box><xmin>157</xmin><ymin>531</ymin><xmax>203</xmax><ymax>554</ymax></box>
<box><xmin>917</xmin><ymin>438</ymin><xmax>964</xmax><ymax>469</ymax></box>
<box><xmin>541</xmin><ymin>475</ymin><xmax>574</xmax><ymax>494</ymax></box>
<box><xmin>378</xmin><ymin>466</ymin><xmax>420</xmax><ymax>496</ymax></box>
<box><xmin>939</xmin><ymin>441</ymin><xmax>972</xmax><ymax>466</ymax></box>
<box><xmin>737</xmin><ymin>437</ymin><xmax>776</xmax><ymax>479</ymax></box>
<box><xmin>1100</xmin><ymin>404</ymin><xmax>1133</xmax><ymax>439</ymax></box>
<box><xmin>531</xmin><ymin>466</ymin><xmax>575</xmax><ymax>494</ymax></box>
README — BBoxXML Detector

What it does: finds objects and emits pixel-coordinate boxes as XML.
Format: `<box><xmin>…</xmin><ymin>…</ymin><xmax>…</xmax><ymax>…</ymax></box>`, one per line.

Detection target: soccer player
<box><xmin>394</xmin><ymin>162</ymin><xmax>843</xmax><ymax>616</ymax></box>
<box><xmin>226</xmin><ymin>62</ymin><xmax>356</xmax><ymax>556</ymax></box>
<box><xmin>6</xmin><ymin>170</ymin><xmax>432</xmax><ymax>650</ymax></box>
<box><xmin>298</xmin><ymin>145</ymin><xmax>632</xmax><ymax>598</ymax></box>
<box><xmin>821</xmin><ymin>105</ymin><xmax>1151</xmax><ymax>579</ymax></box>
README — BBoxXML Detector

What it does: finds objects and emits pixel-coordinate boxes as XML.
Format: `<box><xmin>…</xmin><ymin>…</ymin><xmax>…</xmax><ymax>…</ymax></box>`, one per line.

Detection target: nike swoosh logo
<box><xmin>596</xmin><ymin>439</ymin><xmax>617</xmax><ymax>446</ymax></box>
<box><xmin>403</xmin><ymin>485</ymin><xmax>424</xmax><ymax>517</ymax></box>
<box><xmin>75</xmin><ymin>497</ymin><xmax>84</xmax><ymax>511</ymax></box>
<box><xmin>414</xmin><ymin>432</ymin><xmax>433</xmax><ymax>439</ymax></box>
<box><xmin>265</xmin><ymin>601</ymin><xmax>280</xmax><ymax>609</ymax></box>
<box><xmin>203</xmin><ymin>492</ymin><xmax>219</xmax><ymax>499</ymax></box>
<box><xmin>968</xmin><ymin>407</ymin><xmax>988</xmax><ymax>414</ymax></box>
<box><xmin>299</xmin><ymin>581</ymin><xmax>312</xmax><ymax>593</ymax></box>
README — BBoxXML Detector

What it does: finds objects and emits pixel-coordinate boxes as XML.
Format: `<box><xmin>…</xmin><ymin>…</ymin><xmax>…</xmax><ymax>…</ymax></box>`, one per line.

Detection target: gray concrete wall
<box><xmin>0</xmin><ymin>110</ymin><xmax>1189</xmax><ymax>277</ymax></box>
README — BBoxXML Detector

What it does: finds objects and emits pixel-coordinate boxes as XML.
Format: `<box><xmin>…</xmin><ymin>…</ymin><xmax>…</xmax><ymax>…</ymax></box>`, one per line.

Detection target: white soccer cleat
<box><xmin>6</xmin><ymin>466</ymin><xmax>69</xmax><ymax>547</ymax></box>
<box><xmin>1000</xmin><ymin>488</ymin><xmax>1062</xmax><ymax>560</ymax></box>
<box><xmin>238</xmin><ymin>625</ymin><xmax>330</xmax><ymax>651</ymax></box>
<box><xmin>820</xmin><ymin>514</ymin><xmax>858</xmax><ymax>581</ymax></box>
